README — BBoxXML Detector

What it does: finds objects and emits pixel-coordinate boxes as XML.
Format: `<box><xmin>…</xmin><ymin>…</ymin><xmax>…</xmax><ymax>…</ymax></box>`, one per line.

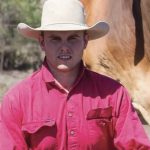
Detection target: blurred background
<box><xmin>0</xmin><ymin>0</ymin><xmax>44</xmax><ymax>99</ymax></box>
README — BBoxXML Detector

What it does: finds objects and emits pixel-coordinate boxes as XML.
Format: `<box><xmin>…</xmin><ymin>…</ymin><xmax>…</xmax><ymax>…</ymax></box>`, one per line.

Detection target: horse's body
<box><xmin>82</xmin><ymin>0</ymin><xmax>150</xmax><ymax>124</ymax></box>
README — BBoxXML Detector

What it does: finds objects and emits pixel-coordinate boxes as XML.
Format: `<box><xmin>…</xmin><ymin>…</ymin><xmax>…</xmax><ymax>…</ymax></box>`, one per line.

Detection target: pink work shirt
<box><xmin>0</xmin><ymin>62</ymin><xmax>150</xmax><ymax>150</ymax></box>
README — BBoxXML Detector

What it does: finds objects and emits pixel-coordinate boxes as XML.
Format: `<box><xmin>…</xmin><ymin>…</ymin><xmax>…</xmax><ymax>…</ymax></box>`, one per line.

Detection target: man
<box><xmin>0</xmin><ymin>0</ymin><xmax>150</xmax><ymax>149</ymax></box>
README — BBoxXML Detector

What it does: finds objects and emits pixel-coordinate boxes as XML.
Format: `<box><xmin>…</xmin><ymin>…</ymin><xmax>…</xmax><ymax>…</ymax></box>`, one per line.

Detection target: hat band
<box><xmin>36</xmin><ymin>23</ymin><xmax>89</xmax><ymax>31</ymax></box>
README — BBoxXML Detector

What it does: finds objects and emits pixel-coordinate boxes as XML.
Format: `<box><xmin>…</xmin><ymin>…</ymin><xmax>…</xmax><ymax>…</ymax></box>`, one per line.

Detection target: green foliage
<box><xmin>0</xmin><ymin>0</ymin><xmax>42</xmax><ymax>71</ymax></box>
<box><xmin>0</xmin><ymin>0</ymin><xmax>41</xmax><ymax>26</ymax></box>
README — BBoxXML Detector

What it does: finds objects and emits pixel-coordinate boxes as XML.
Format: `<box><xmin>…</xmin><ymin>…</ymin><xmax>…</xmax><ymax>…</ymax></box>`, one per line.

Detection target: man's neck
<box><xmin>48</xmin><ymin>65</ymin><xmax>80</xmax><ymax>92</ymax></box>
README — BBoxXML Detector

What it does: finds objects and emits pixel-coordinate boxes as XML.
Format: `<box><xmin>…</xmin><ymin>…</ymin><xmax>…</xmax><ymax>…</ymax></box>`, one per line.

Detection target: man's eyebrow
<box><xmin>68</xmin><ymin>34</ymin><xmax>81</xmax><ymax>38</ymax></box>
<box><xmin>48</xmin><ymin>34</ymin><xmax>61</xmax><ymax>38</ymax></box>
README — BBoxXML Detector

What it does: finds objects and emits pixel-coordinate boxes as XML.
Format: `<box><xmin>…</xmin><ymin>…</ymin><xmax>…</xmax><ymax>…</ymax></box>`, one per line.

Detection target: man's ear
<box><xmin>38</xmin><ymin>34</ymin><xmax>45</xmax><ymax>51</ymax></box>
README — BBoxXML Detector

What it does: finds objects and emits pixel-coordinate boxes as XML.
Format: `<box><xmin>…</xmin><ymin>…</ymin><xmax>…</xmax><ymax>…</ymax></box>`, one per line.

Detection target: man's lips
<box><xmin>57</xmin><ymin>55</ymin><xmax>72</xmax><ymax>60</ymax></box>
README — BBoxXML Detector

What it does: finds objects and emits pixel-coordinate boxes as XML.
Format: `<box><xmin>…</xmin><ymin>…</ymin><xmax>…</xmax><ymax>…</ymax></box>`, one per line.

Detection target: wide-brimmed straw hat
<box><xmin>17</xmin><ymin>0</ymin><xmax>109</xmax><ymax>40</ymax></box>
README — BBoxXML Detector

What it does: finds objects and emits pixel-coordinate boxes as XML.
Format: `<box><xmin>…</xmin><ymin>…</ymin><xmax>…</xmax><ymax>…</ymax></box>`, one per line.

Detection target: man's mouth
<box><xmin>57</xmin><ymin>55</ymin><xmax>72</xmax><ymax>60</ymax></box>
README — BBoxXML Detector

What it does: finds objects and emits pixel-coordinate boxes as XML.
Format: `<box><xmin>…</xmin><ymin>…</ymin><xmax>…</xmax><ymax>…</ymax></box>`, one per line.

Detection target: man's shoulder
<box><xmin>84</xmin><ymin>69</ymin><xmax>128</xmax><ymax>100</ymax></box>
<box><xmin>1</xmin><ymin>69</ymin><xmax>44</xmax><ymax>109</ymax></box>
<box><xmin>85</xmin><ymin>68</ymin><xmax>121</xmax><ymax>86</ymax></box>
<box><xmin>84</xmin><ymin>68</ymin><xmax>124</xmax><ymax>95</ymax></box>
<box><xmin>4</xmin><ymin>69</ymin><xmax>42</xmax><ymax>97</ymax></box>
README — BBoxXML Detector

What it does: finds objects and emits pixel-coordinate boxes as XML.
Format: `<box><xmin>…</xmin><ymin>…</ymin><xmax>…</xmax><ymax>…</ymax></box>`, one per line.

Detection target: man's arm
<box><xmin>114</xmin><ymin>87</ymin><xmax>150</xmax><ymax>149</ymax></box>
<box><xmin>0</xmin><ymin>93</ymin><xmax>28</xmax><ymax>149</ymax></box>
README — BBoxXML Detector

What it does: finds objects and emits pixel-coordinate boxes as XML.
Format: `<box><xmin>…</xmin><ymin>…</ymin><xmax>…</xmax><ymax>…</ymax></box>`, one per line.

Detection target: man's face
<box><xmin>40</xmin><ymin>31</ymin><xmax>88</xmax><ymax>72</ymax></box>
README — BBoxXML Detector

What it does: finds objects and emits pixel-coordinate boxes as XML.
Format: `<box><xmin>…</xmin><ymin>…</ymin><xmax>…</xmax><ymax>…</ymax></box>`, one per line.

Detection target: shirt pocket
<box><xmin>22</xmin><ymin>119</ymin><xmax>57</xmax><ymax>150</ymax></box>
<box><xmin>86</xmin><ymin>107</ymin><xmax>114</xmax><ymax>148</ymax></box>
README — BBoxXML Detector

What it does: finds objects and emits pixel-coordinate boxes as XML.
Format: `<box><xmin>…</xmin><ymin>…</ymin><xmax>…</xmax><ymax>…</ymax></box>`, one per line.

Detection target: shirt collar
<box><xmin>41</xmin><ymin>59</ymin><xmax>55</xmax><ymax>83</ymax></box>
<box><xmin>71</xmin><ymin>61</ymin><xmax>86</xmax><ymax>90</ymax></box>
<box><xmin>41</xmin><ymin>59</ymin><xmax>86</xmax><ymax>91</ymax></box>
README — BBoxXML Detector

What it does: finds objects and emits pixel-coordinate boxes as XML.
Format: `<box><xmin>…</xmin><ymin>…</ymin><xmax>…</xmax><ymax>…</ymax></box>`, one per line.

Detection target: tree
<box><xmin>0</xmin><ymin>0</ymin><xmax>42</xmax><ymax>71</ymax></box>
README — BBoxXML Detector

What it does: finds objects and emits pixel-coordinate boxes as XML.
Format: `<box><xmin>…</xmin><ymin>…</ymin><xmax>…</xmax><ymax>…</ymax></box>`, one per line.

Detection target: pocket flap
<box><xmin>87</xmin><ymin>107</ymin><xmax>112</xmax><ymax>120</ymax></box>
<box><xmin>22</xmin><ymin>119</ymin><xmax>55</xmax><ymax>134</ymax></box>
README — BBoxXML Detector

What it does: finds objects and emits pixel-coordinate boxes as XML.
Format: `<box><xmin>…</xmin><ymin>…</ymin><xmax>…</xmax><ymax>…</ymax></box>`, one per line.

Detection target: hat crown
<box><xmin>17</xmin><ymin>0</ymin><xmax>109</xmax><ymax>40</ymax></box>
<box><xmin>41</xmin><ymin>0</ymin><xmax>86</xmax><ymax>26</ymax></box>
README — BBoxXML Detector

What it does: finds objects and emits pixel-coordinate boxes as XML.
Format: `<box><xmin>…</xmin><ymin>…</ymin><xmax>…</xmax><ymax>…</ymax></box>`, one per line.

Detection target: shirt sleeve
<box><xmin>0</xmin><ymin>93</ymin><xmax>28</xmax><ymax>150</ymax></box>
<box><xmin>114</xmin><ymin>87</ymin><xmax>150</xmax><ymax>149</ymax></box>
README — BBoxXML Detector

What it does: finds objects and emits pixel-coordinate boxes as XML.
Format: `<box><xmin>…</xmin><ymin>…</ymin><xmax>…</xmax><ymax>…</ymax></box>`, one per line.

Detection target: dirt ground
<box><xmin>143</xmin><ymin>125</ymin><xmax>150</xmax><ymax>139</ymax></box>
<box><xmin>0</xmin><ymin>70</ymin><xmax>150</xmax><ymax>139</ymax></box>
<box><xmin>0</xmin><ymin>70</ymin><xmax>32</xmax><ymax>100</ymax></box>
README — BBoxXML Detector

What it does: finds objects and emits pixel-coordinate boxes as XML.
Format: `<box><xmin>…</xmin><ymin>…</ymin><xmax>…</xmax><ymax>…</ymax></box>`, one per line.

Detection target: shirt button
<box><xmin>102</xmin><ymin>122</ymin><xmax>106</xmax><ymax>126</ymax></box>
<box><xmin>70</xmin><ymin>130</ymin><xmax>75</xmax><ymax>136</ymax></box>
<box><xmin>99</xmin><ymin>122</ymin><xmax>106</xmax><ymax>126</ymax></box>
<box><xmin>68</xmin><ymin>112</ymin><xmax>73</xmax><ymax>117</ymax></box>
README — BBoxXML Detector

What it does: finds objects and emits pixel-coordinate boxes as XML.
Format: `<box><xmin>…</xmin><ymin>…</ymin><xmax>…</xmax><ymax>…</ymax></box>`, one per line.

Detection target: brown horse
<box><xmin>81</xmin><ymin>0</ymin><xmax>150</xmax><ymax>124</ymax></box>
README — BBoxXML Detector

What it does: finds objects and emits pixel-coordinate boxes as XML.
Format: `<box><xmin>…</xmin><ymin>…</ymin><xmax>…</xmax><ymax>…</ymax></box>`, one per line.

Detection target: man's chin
<box><xmin>57</xmin><ymin>65</ymin><xmax>70</xmax><ymax>72</ymax></box>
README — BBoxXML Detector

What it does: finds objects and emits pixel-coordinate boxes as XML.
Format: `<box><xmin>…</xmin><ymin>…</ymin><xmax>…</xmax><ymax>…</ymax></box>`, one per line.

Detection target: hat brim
<box><xmin>17</xmin><ymin>21</ymin><xmax>109</xmax><ymax>40</ymax></box>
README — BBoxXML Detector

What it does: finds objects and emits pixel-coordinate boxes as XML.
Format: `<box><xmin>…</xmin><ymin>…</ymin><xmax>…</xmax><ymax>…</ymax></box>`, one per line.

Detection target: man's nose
<box><xmin>60</xmin><ymin>42</ymin><xmax>70</xmax><ymax>52</ymax></box>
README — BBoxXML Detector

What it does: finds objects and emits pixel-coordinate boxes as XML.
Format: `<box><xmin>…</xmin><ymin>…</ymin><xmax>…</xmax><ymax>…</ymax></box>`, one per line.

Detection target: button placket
<box><xmin>70</xmin><ymin>130</ymin><xmax>75</xmax><ymax>136</ymax></box>
<box><xmin>66</xmin><ymin>96</ymin><xmax>79</xmax><ymax>149</ymax></box>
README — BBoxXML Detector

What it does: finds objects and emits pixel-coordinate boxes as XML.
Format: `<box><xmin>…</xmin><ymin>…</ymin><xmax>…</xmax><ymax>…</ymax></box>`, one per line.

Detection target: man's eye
<box><xmin>50</xmin><ymin>37</ymin><xmax>61</xmax><ymax>42</ymax></box>
<box><xmin>69</xmin><ymin>37</ymin><xmax>78</xmax><ymax>41</ymax></box>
